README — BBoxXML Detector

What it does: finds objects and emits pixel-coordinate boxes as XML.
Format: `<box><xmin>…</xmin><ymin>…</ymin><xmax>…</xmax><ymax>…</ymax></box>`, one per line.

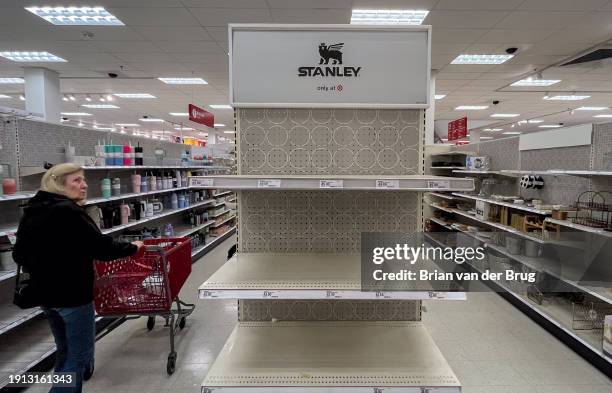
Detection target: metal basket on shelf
<box><xmin>570</xmin><ymin>191</ymin><xmax>612</xmax><ymax>231</ymax></box>
<box><xmin>572</xmin><ymin>300</ymin><xmax>612</xmax><ymax>330</ymax></box>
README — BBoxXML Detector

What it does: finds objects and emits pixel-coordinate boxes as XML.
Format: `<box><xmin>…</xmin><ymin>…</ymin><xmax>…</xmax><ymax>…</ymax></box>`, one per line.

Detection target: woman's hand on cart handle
<box><xmin>132</xmin><ymin>241</ymin><xmax>145</xmax><ymax>251</ymax></box>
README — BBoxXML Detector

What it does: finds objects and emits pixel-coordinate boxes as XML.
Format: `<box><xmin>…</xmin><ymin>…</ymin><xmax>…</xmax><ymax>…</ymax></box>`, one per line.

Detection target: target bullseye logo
<box><xmin>337</xmin><ymin>84</ymin><xmax>343</xmax><ymax>91</ymax></box>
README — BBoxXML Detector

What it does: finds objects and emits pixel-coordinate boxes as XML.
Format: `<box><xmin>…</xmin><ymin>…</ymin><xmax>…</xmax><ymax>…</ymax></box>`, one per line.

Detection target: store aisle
<box><xmin>25</xmin><ymin>234</ymin><xmax>610</xmax><ymax>393</ymax></box>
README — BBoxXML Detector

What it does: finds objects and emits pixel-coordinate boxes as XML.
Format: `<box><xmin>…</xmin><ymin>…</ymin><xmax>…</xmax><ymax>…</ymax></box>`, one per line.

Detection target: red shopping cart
<box><xmin>94</xmin><ymin>238</ymin><xmax>195</xmax><ymax>374</ymax></box>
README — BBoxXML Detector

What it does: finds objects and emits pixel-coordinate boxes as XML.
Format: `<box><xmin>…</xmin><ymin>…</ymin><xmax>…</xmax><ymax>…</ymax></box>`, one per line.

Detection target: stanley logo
<box><xmin>298</xmin><ymin>42</ymin><xmax>362</xmax><ymax>77</ymax></box>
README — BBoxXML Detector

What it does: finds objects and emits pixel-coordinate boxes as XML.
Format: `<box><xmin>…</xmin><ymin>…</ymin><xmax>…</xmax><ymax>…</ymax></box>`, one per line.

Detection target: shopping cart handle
<box><xmin>145</xmin><ymin>245</ymin><xmax>165</xmax><ymax>252</ymax></box>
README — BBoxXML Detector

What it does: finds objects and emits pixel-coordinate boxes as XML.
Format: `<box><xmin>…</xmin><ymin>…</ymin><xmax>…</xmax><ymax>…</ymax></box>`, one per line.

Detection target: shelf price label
<box><xmin>376</xmin><ymin>179</ymin><xmax>399</xmax><ymax>189</ymax></box>
<box><xmin>258</xmin><ymin>179</ymin><xmax>281</xmax><ymax>188</ymax></box>
<box><xmin>190</xmin><ymin>178</ymin><xmax>214</xmax><ymax>187</ymax></box>
<box><xmin>326</xmin><ymin>290</ymin><xmax>342</xmax><ymax>298</ymax></box>
<box><xmin>319</xmin><ymin>180</ymin><xmax>344</xmax><ymax>189</ymax></box>
<box><xmin>427</xmin><ymin>180</ymin><xmax>450</xmax><ymax>190</ymax></box>
<box><xmin>200</xmin><ymin>290</ymin><xmax>219</xmax><ymax>298</ymax></box>
<box><xmin>262</xmin><ymin>290</ymin><xmax>279</xmax><ymax>298</ymax></box>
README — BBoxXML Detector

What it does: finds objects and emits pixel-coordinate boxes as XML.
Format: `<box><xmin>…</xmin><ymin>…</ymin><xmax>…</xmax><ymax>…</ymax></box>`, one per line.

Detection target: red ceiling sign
<box><xmin>448</xmin><ymin>117</ymin><xmax>468</xmax><ymax>141</ymax></box>
<box><xmin>188</xmin><ymin>104</ymin><xmax>214</xmax><ymax>128</ymax></box>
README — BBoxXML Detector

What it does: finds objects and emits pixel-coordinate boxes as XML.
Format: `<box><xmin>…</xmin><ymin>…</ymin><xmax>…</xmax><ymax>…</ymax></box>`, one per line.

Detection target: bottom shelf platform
<box><xmin>201</xmin><ymin>321</ymin><xmax>461</xmax><ymax>393</ymax></box>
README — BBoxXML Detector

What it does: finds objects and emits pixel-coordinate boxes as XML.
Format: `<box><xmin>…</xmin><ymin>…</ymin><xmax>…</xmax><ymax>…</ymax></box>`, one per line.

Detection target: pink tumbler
<box><xmin>131</xmin><ymin>173</ymin><xmax>141</xmax><ymax>194</ymax></box>
<box><xmin>2</xmin><ymin>178</ymin><xmax>16</xmax><ymax>195</ymax></box>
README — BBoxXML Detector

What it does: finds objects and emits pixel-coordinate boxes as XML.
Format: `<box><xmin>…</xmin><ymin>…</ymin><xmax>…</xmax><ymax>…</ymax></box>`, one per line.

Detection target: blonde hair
<box><xmin>41</xmin><ymin>163</ymin><xmax>84</xmax><ymax>197</ymax></box>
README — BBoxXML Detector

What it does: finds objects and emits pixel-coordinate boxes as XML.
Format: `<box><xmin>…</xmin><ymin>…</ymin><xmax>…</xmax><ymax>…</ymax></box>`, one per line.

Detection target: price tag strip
<box><xmin>376</xmin><ymin>179</ymin><xmax>400</xmax><ymax>189</ymax></box>
<box><xmin>319</xmin><ymin>179</ymin><xmax>344</xmax><ymax>189</ymax></box>
<box><xmin>199</xmin><ymin>289</ymin><xmax>466</xmax><ymax>300</ymax></box>
<box><xmin>427</xmin><ymin>180</ymin><xmax>450</xmax><ymax>190</ymax></box>
<box><xmin>190</xmin><ymin>177</ymin><xmax>214</xmax><ymax>187</ymax></box>
<box><xmin>258</xmin><ymin>179</ymin><xmax>281</xmax><ymax>188</ymax></box>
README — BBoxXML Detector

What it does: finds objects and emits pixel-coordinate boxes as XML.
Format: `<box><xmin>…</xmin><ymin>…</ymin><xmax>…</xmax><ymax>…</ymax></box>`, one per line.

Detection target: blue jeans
<box><xmin>43</xmin><ymin>302</ymin><xmax>95</xmax><ymax>393</ymax></box>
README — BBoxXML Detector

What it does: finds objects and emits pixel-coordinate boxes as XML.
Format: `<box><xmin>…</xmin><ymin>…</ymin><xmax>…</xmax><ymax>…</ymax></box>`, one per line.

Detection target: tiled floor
<box><xmin>26</xmin><ymin>234</ymin><xmax>611</xmax><ymax>393</ymax></box>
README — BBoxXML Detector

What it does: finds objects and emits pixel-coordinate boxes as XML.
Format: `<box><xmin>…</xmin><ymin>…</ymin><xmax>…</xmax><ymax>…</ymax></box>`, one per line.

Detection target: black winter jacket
<box><xmin>13</xmin><ymin>191</ymin><xmax>137</xmax><ymax>308</ymax></box>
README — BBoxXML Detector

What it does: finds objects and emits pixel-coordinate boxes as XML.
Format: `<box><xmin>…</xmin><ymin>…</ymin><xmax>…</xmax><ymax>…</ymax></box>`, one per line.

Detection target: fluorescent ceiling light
<box><xmin>483</xmin><ymin>128</ymin><xmax>503</xmax><ymax>132</ymax></box>
<box><xmin>593</xmin><ymin>114</ymin><xmax>612</xmax><ymax>118</ymax></box>
<box><xmin>451</xmin><ymin>54</ymin><xmax>513</xmax><ymax>65</ymax></box>
<box><xmin>169</xmin><ymin>112</ymin><xmax>188</xmax><ymax>116</ymax></box>
<box><xmin>434</xmin><ymin>94</ymin><xmax>446</xmax><ymax>100</ymax></box>
<box><xmin>491</xmin><ymin>113</ymin><xmax>520</xmax><ymax>118</ymax></box>
<box><xmin>82</xmin><ymin>104</ymin><xmax>119</xmax><ymax>109</ymax></box>
<box><xmin>209</xmin><ymin>104</ymin><xmax>232</xmax><ymax>109</ymax></box>
<box><xmin>113</xmin><ymin>93</ymin><xmax>156</xmax><ymax>99</ymax></box>
<box><xmin>139</xmin><ymin>118</ymin><xmax>164</xmax><ymax>122</ymax></box>
<box><xmin>511</xmin><ymin>79</ymin><xmax>560</xmax><ymax>87</ymax></box>
<box><xmin>158</xmin><ymin>77</ymin><xmax>207</xmax><ymax>85</ymax></box>
<box><xmin>115</xmin><ymin>123</ymin><xmax>140</xmax><ymax>127</ymax></box>
<box><xmin>0</xmin><ymin>51</ymin><xmax>66</xmax><ymax>62</ymax></box>
<box><xmin>543</xmin><ymin>95</ymin><xmax>590</xmax><ymax>101</ymax></box>
<box><xmin>93</xmin><ymin>126</ymin><xmax>116</xmax><ymax>131</ymax></box>
<box><xmin>0</xmin><ymin>94</ymin><xmax>12</xmax><ymax>99</ymax></box>
<box><xmin>0</xmin><ymin>77</ymin><xmax>24</xmax><ymax>84</ymax></box>
<box><xmin>528</xmin><ymin>119</ymin><xmax>543</xmax><ymax>123</ymax></box>
<box><xmin>503</xmin><ymin>132</ymin><xmax>521</xmax><ymax>135</ymax></box>
<box><xmin>576</xmin><ymin>106</ymin><xmax>607</xmax><ymax>111</ymax></box>
<box><xmin>480</xmin><ymin>136</ymin><xmax>494</xmax><ymax>140</ymax></box>
<box><xmin>455</xmin><ymin>105</ymin><xmax>488</xmax><ymax>110</ymax></box>
<box><xmin>25</xmin><ymin>6</ymin><xmax>124</xmax><ymax>26</ymax></box>
<box><xmin>539</xmin><ymin>125</ymin><xmax>562</xmax><ymax>128</ymax></box>
<box><xmin>224</xmin><ymin>131</ymin><xmax>236</xmax><ymax>134</ymax></box>
<box><xmin>175</xmin><ymin>127</ymin><xmax>194</xmax><ymax>131</ymax></box>
<box><xmin>350</xmin><ymin>9</ymin><xmax>429</xmax><ymax>25</ymax></box>
<box><xmin>214</xmin><ymin>123</ymin><xmax>226</xmax><ymax>127</ymax></box>
<box><xmin>61</xmin><ymin>112</ymin><xmax>91</xmax><ymax>116</ymax></box>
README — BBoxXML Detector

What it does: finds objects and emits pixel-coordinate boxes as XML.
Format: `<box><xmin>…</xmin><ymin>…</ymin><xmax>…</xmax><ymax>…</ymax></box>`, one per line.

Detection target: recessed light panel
<box><xmin>491</xmin><ymin>113</ymin><xmax>520</xmax><ymax>118</ymax></box>
<box><xmin>214</xmin><ymin>123</ymin><xmax>226</xmax><ymax>127</ymax></box>
<box><xmin>209</xmin><ymin>105</ymin><xmax>232</xmax><ymax>109</ymax></box>
<box><xmin>158</xmin><ymin>77</ymin><xmax>208</xmax><ymax>85</ymax></box>
<box><xmin>451</xmin><ymin>54</ymin><xmax>513</xmax><ymax>65</ymax></box>
<box><xmin>480</xmin><ymin>136</ymin><xmax>494</xmax><ymax>139</ymax></box>
<box><xmin>0</xmin><ymin>51</ymin><xmax>66</xmax><ymax>62</ymax></box>
<box><xmin>169</xmin><ymin>112</ymin><xmax>189</xmax><ymax>116</ymax></box>
<box><xmin>82</xmin><ymin>104</ymin><xmax>119</xmax><ymax>109</ymax></box>
<box><xmin>113</xmin><ymin>93</ymin><xmax>156</xmax><ymax>99</ymax></box>
<box><xmin>511</xmin><ymin>79</ymin><xmax>561</xmax><ymax>87</ymax></box>
<box><xmin>483</xmin><ymin>128</ymin><xmax>503</xmax><ymax>132</ymax></box>
<box><xmin>503</xmin><ymin>132</ymin><xmax>521</xmax><ymax>135</ymax></box>
<box><xmin>539</xmin><ymin>125</ymin><xmax>562</xmax><ymax>128</ymax></box>
<box><xmin>434</xmin><ymin>94</ymin><xmax>446</xmax><ymax>100</ymax></box>
<box><xmin>139</xmin><ymin>118</ymin><xmax>164</xmax><ymax>122</ymax></box>
<box><xmin>350</xmin><ymin>9</ymin><xmax>429</xmax><ymax>25</ymax></box>
<box><xmin>576</xmin><ymin>106</ymin><xmax>607</xmax><ymax>111</ymax></box>
<box><xmin>543</xmin><ymin>95</ymin><xmax>590</xmax><ymax>101</ymax></box>
<box><xmin>0</xmin><ymin>78</ymin><xmax>24</xmax><ymax>84</ymax></box>
<box><xmin>0</xmin><ymin>94</ymin><xmax>12</xmax><ymax>99</ymax></box>
<box><xmin>25</xmin><ymin>6</ymin><xmax>124</xmax><ymax>25</ymax></box>
<box><xmin>455</xmin><ymin>105</ymin><xmax>489</xmax><ymax>110</ymax></box>
<box><xmin>115</xmin><ymin>123</ymin><xmax>140</xmax><ymax>127</ymax></box>
<box><xmin>594</xmin><ymin>114</ymin><xmax>612</xmax><ymax>118</ymax></box>
<box><xmin>61</xmin><ymin>112</ymin><xmax>91</xmax><ymax>116</ymax></box>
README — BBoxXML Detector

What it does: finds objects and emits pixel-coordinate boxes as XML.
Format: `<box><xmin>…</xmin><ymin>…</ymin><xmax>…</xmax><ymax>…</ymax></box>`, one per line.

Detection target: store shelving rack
<box><xmin>0</xmin><ymin>114</ymin><xmax>238</xmax><ymax>383</ymax></box>
<box><xmin>423</xmin><ymin>134</ymin><xmax>612</xmax><ymax>377</ymax></box>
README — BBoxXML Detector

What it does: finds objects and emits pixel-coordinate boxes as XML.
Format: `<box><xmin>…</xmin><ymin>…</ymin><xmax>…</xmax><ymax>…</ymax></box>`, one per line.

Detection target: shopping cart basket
<box><xmin>94</xmin><ymin>237</ymin><xmax>195</xmax><ymax>374</ymax></box>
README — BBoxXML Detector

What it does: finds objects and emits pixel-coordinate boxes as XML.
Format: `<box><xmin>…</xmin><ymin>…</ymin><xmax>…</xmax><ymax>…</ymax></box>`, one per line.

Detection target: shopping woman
<box><xmin>12</xmin><ymin>163</ymin><xmax>143</xmax><ymax>393</ymax></box>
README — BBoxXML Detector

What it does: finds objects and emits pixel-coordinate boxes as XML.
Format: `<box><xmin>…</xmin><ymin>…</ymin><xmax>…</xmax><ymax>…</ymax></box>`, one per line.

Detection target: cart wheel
<box><xmin>167</xmin><ymin>352</ymin><xmax>177</xmax><ymax>375</ymax></box>
<box><xmin>84</xmin><ymin>362</ymin><xmax>94</xmax><ymax>381</ymax></box>
<box><xmin>146</xmin><ymin>316</ymin><xmax>155</xmax><ymax>331</ymax></box>
<box><xmin>179</xmin><ymin>317</ymin><xmax>186</xmax><ymax>329</ymax></box>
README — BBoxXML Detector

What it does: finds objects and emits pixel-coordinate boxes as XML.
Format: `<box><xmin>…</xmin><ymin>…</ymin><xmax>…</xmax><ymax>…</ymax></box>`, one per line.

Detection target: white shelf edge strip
<box><xmin>210</xmin><ymin>215</ymin><xmax>236</xmax><ymax>228</ymax></box>
<box><xmin>175</xmin><ymin>220</ymin><xmax>215</xmax><ymax>238</ymax></box>
<box><xmin>545</xmin><ymin>217</ymin><xmax>612</xmax><ymax>238</ymax></box>
<box><xmin>84</xmin><ymin>186</ymin><xmax>191</xmax><ymax>205</ymax></box>
<box><xmin>0</xmin><ymin>309</ymin><xmax>43</xmax><ymax>336</ymax></box>
<box><xmin>101</xmin><ymin>199</ymin><xmax>214</xmax><ymax>234</ymax></box>
<box><xmin>452</xmin><ymin>192</ymin><xmax>551</xmax><ymax>215</ymax></box>
<box><xmin>210</xmin><ymin>209</ymin><xmax>231</xmax><ymax>218</ymax></box>
<box><xmin>199</xmin><ymin>289</ymin><xmax>466</xmax><ymax>300</ymax></box>
<box><xmin>191</xmin><ymin>227</ymin><xmax>236</xmax><ymax>258</ymax></box>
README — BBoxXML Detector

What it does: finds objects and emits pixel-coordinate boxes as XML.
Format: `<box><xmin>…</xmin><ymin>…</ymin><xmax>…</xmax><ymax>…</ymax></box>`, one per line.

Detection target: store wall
<box><xmin>236</xmin><ymin>108</ymin><xmax>424</xmax><ymax>322</ymax></box>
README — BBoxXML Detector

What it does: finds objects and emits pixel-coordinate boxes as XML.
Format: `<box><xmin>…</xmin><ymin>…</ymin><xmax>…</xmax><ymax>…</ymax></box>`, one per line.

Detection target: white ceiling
<box><xmin>0</xmin><ymin>0</ymin><xmax>611</xmax><ymax>141</ymax></box>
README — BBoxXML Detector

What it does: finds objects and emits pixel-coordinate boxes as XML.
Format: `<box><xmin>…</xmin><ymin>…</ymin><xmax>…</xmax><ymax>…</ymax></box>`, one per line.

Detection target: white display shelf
<box><xmin>426</xmin><ymin>192</ymin><xmax>463</xmax><ymax>201</ymax></box>
<box><xmin>210</xmin><ymin>209</ymin><xmax>230</xmax><ymax>219</ymax></box>
<box><xmin>0</xmin><ymin>270</ymin><xmax>17</xmax><ymax>283</ymax></box>
<box><xmin>428</xmin><ymin>217</ymin><xmax>453</xmax><ymax>230</ymax></box>
<box><xmin>548</xmin><ymin>170</ymin><xmax>612</xmax><ymax>177</ymax></box>
<box><xmin>452</xmin><ymin>170</ymin><xmax>517</xmax><ymax>177</ymax></box>
<box><xmin>430</xmin><ymin>166</ymin><xmax>467</xmax><ymax>170</ymax></box>
<box><xmin>208</xmin><ymin>201</ymin><xmax>226</xmax><ymax>208</ymax></box>
<box><xmin>426</xmin><ymin>201</ymin><xmax>454</xmax><ymax>214</ymax></box>
<box><xmin>452</xmin><ymin>193</ymin><xmax>552</xmax><ymax>215</ymax></box>
<box><xmin>201</xmin><ymin>321</ymin><xmax>461</xmax><ymax>393</ymax></box>
<box><xmin>81</xmin><ymin>164</ymin><xmax>217</xmax><ymax>170</ymax></box>
<box><xmin>189</xmin><ymin>175</ymin><xmax>475</xmax><ymax>192</ymax></box>
<box><xmin>436</xmin><ymin>204</ymin><xmax>547</xmax><ymax>244</ymax></box>
<box><xmin>199</xmin><ymin>253</ymin><xmax>465</xmax><ymax>300</ymax></box>
<box><xmin>0</xmin><ymin>192</ymin><xmax>36</xmax><ymax>203</ymax></box>
<box><xmin>212</xmin><ymin>190</ymin><xmax>233</xmax><ymax>198</ymax></box>
<box><xmin>545</xmin><ymin>218</ymin><xmax>612</xmax><ymax>239</ymax></box>
<box><xmin>430</xmin><ymin>151</ymin><xmax>473</xmax><ymax>157</ymax></box>
<box><xmin>84</xmin><ymin>186</ymin><xmax>191</xmax><ymax>206</ymax></box>
<box><xmin>0</xmin><ymin>305</ymin><xmax>43</xmax><ymax>336</ymax></box>
<box><xmin>101</xmin><ymin>199</ymin><xmax>214</xmax><ymax>234</ymax></box>
<box><xmin>174</xmin><ymin>221</ymin><xmax>215</xmax><ymax>238</ymax></box>
<box><xmin>210</xmin><ymin>215</ymin><xmax>236</xmax><ymax>228</ymax></box>
<box><xmin>191</xmin><ymin>226</ymin><xmax>236</xmax><ymax>259</ymax></box>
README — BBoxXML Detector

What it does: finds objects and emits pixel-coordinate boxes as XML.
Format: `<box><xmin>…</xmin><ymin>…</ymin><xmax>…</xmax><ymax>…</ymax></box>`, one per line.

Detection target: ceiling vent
<box><xmin>561</xmin><ymin>45</ymin><xmax>612</xmax><ymax>68</ymax></box>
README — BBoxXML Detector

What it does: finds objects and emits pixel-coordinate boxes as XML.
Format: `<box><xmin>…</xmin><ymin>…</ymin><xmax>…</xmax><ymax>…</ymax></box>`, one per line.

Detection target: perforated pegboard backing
<box><xmin>591</xmin><ymin>122</ymin><xmax>612</xmax><ymax>171</ymax></box>
<box><xmin>0</xmin><ymin>116</ymin><xmax>17</xmax><ymax>178</ymax></box>
<box><xmin>236</xmin><ymin>109</ymin><xmax>424</xmax><ymax>322</ymax></box>
<box><xmin>15</xmin><ymin>118</ymin><xmax>186</xmax><ymax>167</ymax></box>
<box><xmin>237</xmin><ymin>109</ymin><xmax>421</xmax><ymax>175</ymax></box>
<box><xmin>238</xmin><ymin>190</ymin><xmax>419</xmax><ymax>253</ymax></box>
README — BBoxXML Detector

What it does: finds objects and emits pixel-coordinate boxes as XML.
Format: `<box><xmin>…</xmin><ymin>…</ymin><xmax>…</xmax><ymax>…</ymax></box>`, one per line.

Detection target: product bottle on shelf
<box><xmin>171</xmin><ymin>193</ymin><xmax>179</xmax><ymax>210</ymax></box>
<box><xmin>101</xmin><ymin>178</ymin><xmax>111</xmax><ymax>198</ymax></box>
<box><xmin>156</xmin><ymin>174</ymin><xmax>163</xmax><ymax>191</ymax></box>
<box><xmin>111</xmin><ymin>178</ymin><xmax>121</xmax><ymax>196</ymax></box>
<box><xmin>104</xmin><ymin>143</ymin><xmax>113</xmax><ymax>166</ymax></box>
<box><xmin>123</xmin><ymin>143</ymin><xmax>132</xmax><ymax>166</ymax></box>
<box><xmin>164</xmin><ymin>223</ymin><xmax>174</xmax><ymax>237</ymax></box>
<box><xmin>141</xmin><ymin>175</ymin><xmax>149</xmax><ymax>193</ymax></box>
<box><xmin>134</xmin><ymin>143</ymin><xmax>144</xmax><ymax>166</ymax></box>
<box><xmin>150</xmin><ymin>172</ymin><xmax>157</xmax><ymax>191</ymax></box>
